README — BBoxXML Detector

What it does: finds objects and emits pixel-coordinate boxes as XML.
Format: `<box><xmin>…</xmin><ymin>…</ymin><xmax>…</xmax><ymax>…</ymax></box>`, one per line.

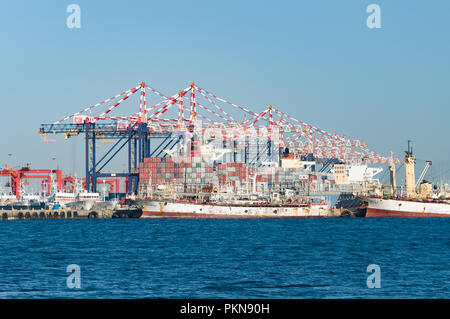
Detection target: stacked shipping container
<box><xmin>138</xmin><ymin>157</ymin><xmax>335</xmax><ymax>194</ymax></box>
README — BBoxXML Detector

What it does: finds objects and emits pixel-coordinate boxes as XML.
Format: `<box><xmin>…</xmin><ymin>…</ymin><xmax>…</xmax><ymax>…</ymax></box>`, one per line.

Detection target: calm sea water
<box><xmin>0</xmin><ymin>219</ymin><xmax>448</xmax><ymax>299</ymax></box>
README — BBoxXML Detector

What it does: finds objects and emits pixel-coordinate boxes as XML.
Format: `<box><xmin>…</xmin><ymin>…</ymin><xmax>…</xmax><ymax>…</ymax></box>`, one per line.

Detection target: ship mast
<box><xmin>389</xmin><ymin>151</ymin><xmax>397</xmax><ymax>197</ymax></box>
<box><xmin>405</xmin><ymin>140</ymin><xmax>416</xmax><ymax>198</ymax></box>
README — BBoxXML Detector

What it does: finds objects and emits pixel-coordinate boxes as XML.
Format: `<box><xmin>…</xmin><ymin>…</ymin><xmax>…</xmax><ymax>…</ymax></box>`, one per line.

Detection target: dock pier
<box><xmin>0</xmin><ymin>206</ymin><xmax>142</xmax><ymax>220</ymax></box>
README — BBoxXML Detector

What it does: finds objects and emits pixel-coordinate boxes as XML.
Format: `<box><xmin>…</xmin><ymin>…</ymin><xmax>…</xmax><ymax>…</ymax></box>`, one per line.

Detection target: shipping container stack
<box><xmin>138</xmin><ymin>157</ymin><xmax>336</xmax><ymax>196</ymax></box>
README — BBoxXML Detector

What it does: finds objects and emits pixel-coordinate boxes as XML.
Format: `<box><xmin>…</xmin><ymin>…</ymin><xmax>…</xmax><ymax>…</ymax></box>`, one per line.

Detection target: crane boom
<box><xmin>416</xmin><ymin>160</ymin><xmax>432</xmax><ymax>190</ymax></box>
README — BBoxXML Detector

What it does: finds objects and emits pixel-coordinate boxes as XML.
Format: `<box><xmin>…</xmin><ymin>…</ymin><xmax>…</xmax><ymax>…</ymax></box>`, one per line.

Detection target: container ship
<box><xmin>360</xmin><ymin>142</ymin><xmax>450</xmax><ymax>217</ymax></box>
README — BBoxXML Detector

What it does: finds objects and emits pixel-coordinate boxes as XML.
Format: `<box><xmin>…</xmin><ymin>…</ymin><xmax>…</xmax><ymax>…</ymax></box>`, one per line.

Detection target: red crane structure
<box><xmin>62</xmin><ymin>175</ymin><xmax>120</xmax><ymax>194</ymax></box>
<box><xmin>0</xmin><ymin>165</ymin><xmax>62</xmax><ymax>199</ymax></box>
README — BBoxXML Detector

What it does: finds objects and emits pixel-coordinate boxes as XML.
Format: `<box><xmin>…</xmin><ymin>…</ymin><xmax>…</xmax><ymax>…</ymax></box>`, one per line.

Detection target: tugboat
<box><xmin>335</xmin><ymin>193</ymin><xmax>366</xmax><ymax>217</ymax></box>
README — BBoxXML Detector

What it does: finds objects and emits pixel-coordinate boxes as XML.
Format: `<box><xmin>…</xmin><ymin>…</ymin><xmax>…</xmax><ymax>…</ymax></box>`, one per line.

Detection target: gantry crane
<box><xmin>38</xmin><ymin>80</ymin><xmax>397</xmax><ymax>194</ymax></box>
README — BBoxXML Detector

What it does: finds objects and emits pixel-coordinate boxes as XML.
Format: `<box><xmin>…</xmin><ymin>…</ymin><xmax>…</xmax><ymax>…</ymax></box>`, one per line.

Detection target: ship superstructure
<box><xmin>362</xmin><ymin>142</ymin><xmax>450</xmax><ymax>217</ymax></box>
<box><xmin>331</xmin><ymin>163</ymin><xmax>383</xmax><ymax>184</ymax></box>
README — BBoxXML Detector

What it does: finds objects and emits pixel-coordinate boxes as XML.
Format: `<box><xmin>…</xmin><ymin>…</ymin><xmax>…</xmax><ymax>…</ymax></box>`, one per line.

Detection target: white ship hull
<box><xmin>140</xmin><ymin>200</ymin><xmax>329</xmax><ymax>218</ymax></box>
<box><xmin>364</xmin><ymin>197</ymin><xmax>450</xmax><ymax>217</ymax></box>
<box><xmin>65</xmin><ymin>199</ymin><xmax>118</xmax><ymax>211</ymax></box>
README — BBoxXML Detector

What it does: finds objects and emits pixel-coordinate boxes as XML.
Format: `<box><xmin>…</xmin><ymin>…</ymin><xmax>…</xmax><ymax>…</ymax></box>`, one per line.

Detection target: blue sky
<box><xmin>0</xmin><ymin>1</ymin><xmax>449</xmax><ymax>184</ymax></box>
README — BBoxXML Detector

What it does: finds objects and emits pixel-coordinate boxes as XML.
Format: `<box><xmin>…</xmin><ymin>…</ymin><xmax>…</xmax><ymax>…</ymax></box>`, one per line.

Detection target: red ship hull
<box><xmin>366</xmin><ymin>208</ymin><xmax>450</xmax><ymax>218</ymax></box>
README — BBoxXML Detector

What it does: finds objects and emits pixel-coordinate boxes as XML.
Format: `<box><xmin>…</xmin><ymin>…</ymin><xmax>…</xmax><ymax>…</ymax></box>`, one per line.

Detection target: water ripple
<box><xmin>0</xmin><ymin>219</ymin><xmax>448</xmax><ymax>298</ymax></box>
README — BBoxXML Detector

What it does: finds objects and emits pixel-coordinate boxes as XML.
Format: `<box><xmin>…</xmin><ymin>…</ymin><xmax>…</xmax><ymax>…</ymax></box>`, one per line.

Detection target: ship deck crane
<box><xmin>416</xmin><ymin>160</ymin><xmax>432</xmax><ymax>191</ymax></box>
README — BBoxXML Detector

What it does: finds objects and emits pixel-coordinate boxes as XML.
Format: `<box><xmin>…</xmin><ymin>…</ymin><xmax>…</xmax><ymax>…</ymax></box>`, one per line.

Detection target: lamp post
<box><xmin>7</xmin><ymin>153</ymin><xmax>12</xmax><ymax>168</ymax></box>
<box><xmin>52</xmin><ymin>157</ymin><xmax>59</xmax><ymax>170</ymax></box>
